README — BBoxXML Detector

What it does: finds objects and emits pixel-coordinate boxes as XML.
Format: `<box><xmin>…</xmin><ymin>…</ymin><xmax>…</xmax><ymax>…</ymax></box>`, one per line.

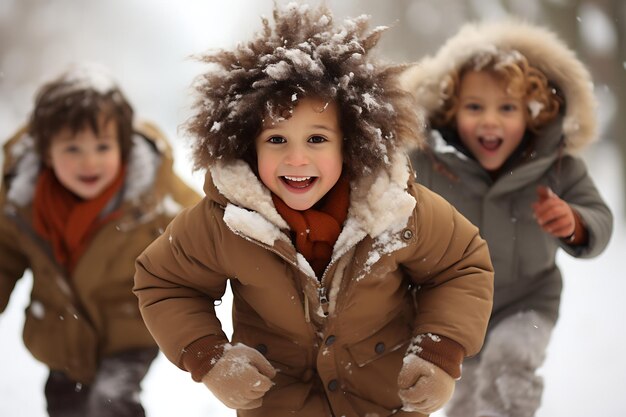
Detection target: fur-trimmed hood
<box><xmin>400</xmin><ymin>19</ymin><xmax>597</xmax><ymax>153</ymax></box>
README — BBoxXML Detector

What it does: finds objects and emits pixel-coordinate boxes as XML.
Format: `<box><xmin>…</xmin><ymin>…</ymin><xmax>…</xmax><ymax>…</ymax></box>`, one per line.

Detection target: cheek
<box><xmin>255</xmin><ymin>150</ymin><xmax>275</xmax><ymax>186</ymax></box>
<box><xmin>508</xmin><ymin>118</ymin><xmax>527</xmax><ymax>140</ymax></box>
<box><xmin>455</xmin><ymin>115</ymin><xmax>474</xmax><ymax>138</ymax></box>
<box><xmin>108</xmin><ymin>153</ymin><xmax>123</xmax><ymax>172</ymax></box>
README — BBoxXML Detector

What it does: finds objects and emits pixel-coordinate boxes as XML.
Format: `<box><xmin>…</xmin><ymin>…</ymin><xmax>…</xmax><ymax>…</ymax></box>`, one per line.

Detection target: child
<box><xmin>401</xmin><ymin>20</ymin><xmax>613</xmax><ymax>417</ymax></box>
<box><xmin>134</xmin><ymin>4</ymin><xmax>493</xmax><ymax>417</ymax></box>
<box><xmin>0</xmin><ymin>63</ymin><xmax>200</xmax><ymax>417</ymax></box>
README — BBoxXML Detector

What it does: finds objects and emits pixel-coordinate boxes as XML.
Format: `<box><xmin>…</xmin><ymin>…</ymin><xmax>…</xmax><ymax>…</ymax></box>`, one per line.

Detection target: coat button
<box><xmin>402</xmin><ymin>229</ymin><xmax>413</xmax><ymax>240</ymax></box>
<box><xmin>327</xmin><ymin>379</ymin><xmax>339</xmax><ymax>392</ymax></box>
<box><xmin>255</xmin><ymin>344</ymin><xmax>268</xmax><ymax>355</ymax></box>
<box><xmin>375</xmin><ymin>342</ymin><xmax>385</xmax><ymax>354</ymax></box>
<box><xmin>325</xmin><ymin>335</ymin><xmax>336</xmax><ymax>346</ymax></box>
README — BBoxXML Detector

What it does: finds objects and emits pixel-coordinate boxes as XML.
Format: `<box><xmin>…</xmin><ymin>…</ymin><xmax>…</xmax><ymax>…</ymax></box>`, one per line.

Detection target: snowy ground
<box><xmin>0</xmin><ymin>140</ymin><xmax>624</xmax><ymax>416</ymax></box>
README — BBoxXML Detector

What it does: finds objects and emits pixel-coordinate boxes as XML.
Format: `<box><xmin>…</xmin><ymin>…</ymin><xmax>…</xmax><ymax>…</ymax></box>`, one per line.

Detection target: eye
<box><xmin>97</xmin><ymin>143</ymin><xmax>112</xmax><ymax>152</ymax></box>
<box><xmin>464</xmin><ymin>103</ymin><xmax>482</xmax><ymax>112</ymax></box>
<box><xmin>64</xmin><ymin>145</ymin><xmax>80</xmax><ymax>153</ymax></box>
<box><xmin>308</xmin><ymin>135</ymin><xmax>327</xmax><ymax>144</ymax></box>
<box><xmin>267</xmin><ymin>136</ymin><xmax>286</xmax><ymax>144</ymax></box>
<box><xmin>501</xmin><ymin>103</ymin><xmax>518</xmax><ymax>112</ymax></box>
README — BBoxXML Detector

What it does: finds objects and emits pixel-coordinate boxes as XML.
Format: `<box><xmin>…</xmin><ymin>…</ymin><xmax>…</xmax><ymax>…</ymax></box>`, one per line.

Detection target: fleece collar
<box><xmin>207</xmin><ymin>150</ymin><xmax>417</xmax><ymax>261</ymax></box>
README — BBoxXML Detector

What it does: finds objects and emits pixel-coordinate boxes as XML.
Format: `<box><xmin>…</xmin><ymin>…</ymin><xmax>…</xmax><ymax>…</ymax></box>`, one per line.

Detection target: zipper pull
<box><xmin>319</xmin><ymin>287</ymin><xmax>329</xmax><ymax>317</ymax></box>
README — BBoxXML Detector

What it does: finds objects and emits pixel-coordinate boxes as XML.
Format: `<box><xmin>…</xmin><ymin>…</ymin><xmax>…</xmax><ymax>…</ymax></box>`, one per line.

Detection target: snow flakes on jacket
<box><xmin>210</xmin><ymin>151</ymin><xmax>416</xmax><ymax>281</ymax></box>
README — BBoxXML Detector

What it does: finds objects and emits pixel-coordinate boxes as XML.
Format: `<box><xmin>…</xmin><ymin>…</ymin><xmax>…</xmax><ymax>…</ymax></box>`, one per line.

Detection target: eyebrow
<box><xmin>311</xmin><ymin>124</ymin><xmax>340</xmax><ymax>132</ymax></box>
<box><xmin>262</xmin><ymin>124</ymin><xmax>340</xmax><ymax>133</ymax></box>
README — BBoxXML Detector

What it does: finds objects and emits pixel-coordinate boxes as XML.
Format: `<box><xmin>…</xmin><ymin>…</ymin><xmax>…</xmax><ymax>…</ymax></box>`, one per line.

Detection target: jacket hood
<box><xmin>400</xmin><ymin>19</ymin><xmax>597</xmax><ymax>153</ymax></box>
<box><xmin>204</xmin><ymin>150</ymin><xmax>417</xmax><ymax>277</ymax></box>
<box><xmin>2</xmin><ymin>121</ymin><xmax>165</xmax><ymax>208</ymax></box>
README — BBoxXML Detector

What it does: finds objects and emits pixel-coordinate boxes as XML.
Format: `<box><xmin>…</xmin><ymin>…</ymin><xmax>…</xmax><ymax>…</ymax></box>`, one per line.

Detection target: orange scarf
<box><xmin>33</xmin><ymin>166</ymin><xmax>126</xmax><ymax>273</ymax></box>
<box><xmin>272</xmin><ymin>176</ymin><xmax>350</xmax><ymax>278</ymax></box>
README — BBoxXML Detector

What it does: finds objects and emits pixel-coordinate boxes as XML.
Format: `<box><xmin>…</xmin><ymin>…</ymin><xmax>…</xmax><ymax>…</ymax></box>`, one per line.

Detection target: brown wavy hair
<box><xmin>431</xmin><ymin>50</ymin><xmax>562</xmax><ymax>132</ymax></box>
<box><xmin>185</xmin><ymin>3</ymin><xmax>421</xmax><ymax>179</ymax></box>
<box><xmin>29</xmin><ymin>65</ymin><xmax>134</xmax><ymax>162</ymax></box>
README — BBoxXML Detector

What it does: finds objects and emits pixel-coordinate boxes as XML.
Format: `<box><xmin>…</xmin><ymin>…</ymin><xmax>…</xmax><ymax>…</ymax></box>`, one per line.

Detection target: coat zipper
<box><xmin>229</xmin><ymin>228</ymin><xmax>336</xmax><ymax>323</ymax></box>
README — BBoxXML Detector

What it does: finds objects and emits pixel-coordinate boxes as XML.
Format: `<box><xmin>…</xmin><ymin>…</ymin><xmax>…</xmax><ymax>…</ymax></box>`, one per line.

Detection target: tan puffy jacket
<box><xmin>135</xmin><ymin>152</ymin><xmax>493</xmax><ymax>417</ymax></box>
<box><xmin>0</xmin><ymin>121</ymin><xmax>200</xmax><ymax>383</ymax></box>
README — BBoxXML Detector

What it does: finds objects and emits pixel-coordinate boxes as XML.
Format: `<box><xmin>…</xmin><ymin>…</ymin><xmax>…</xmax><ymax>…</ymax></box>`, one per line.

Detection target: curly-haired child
<box><xmin>0</xmin><ymin>63</ymin><xmax>200</xmax><ymax>417</ymax></box>
<box><xmin>401</xmin><ymin>20</ymin><xmax>613</xmax><ymax>417</ymax></box>
<box><xmin>134</xmin><ymin>4</ymin><xmax>494</xmax><ymax>417</ymax></box>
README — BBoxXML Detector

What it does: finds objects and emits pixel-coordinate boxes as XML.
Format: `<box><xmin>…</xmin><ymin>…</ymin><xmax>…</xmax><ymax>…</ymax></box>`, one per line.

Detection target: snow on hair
<box><xmin>185</xmin><ymin>2</ymin><xmax>423</xmax><ymax>178</ymax></box>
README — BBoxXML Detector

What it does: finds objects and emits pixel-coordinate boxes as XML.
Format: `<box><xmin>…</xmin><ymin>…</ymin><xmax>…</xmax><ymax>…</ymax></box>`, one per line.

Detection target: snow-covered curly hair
<box><xmin>185</xmin><ymin>2</ymin><xmax>422</xmax><ymax>179</ymax></box>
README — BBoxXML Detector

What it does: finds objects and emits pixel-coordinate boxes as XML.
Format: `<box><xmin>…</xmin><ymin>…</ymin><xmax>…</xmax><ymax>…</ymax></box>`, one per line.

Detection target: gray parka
<box><xmin>0</xmin><ymin>121</ymin><xmax>200</xmax><ymax>383</ymax></box>
<box><xmin>401</xmin><ymin>20</ymin><xmax>613</xmax><ymax>329</ymax></box>
<box><xmin>134</xmin><ymin>151</ymin><xmax>494</xmax><ymax>417</ymax></box>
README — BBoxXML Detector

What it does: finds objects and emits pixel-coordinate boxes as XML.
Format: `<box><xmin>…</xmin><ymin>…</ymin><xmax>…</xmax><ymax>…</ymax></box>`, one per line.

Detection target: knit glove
<box><xmin>201</xmin><ymin>343</ymin><xmax>276</xmax><ymax>410</ymax></box>
<box><xmin>397</xmin><ymin>354</ymin><xmax>455</xmax><ymax>414</ymax></box>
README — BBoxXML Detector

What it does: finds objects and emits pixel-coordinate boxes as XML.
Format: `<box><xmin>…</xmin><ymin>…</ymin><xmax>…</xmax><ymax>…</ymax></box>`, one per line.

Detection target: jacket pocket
<box><xmin>101</xmin><ymin>299</ymin><xmax>156</xmax><ymax>354</ymax></box>
<box><xmin>343</xmin><ymin>316</ymin><xmax>412</xmax><ymax>414</ymax></box>
<box><xmin>22</xmin><ymin>300</ymin><xmax>98</xmax><ymax>383</ymax></box>
<box><xmin>347</xmin><ymin>315</ymin><xmax>411</xmax><ymax>367</ymax></box>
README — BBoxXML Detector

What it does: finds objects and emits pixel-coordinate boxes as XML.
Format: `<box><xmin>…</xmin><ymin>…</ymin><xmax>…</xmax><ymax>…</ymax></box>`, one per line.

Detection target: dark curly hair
<box><xmin>185</xmin><ymin>3</ymin><xmax>422</xmax><ymax>179</ymax></box>
<box><xmin>29</xmin><ymin>64</ymin><xmax>134</xmax><ymax>162</ymax></box>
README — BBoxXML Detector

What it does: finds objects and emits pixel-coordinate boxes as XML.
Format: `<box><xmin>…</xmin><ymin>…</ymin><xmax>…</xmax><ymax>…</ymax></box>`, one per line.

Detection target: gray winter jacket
<box><xmin>402</xmin><ymin>20</ymin><xmax>613</xmax><ymax>328</ymax></box>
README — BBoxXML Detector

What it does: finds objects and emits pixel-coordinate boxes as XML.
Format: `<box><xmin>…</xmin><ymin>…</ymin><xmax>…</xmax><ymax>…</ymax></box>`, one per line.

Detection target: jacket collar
<box><xmin>206</xmin><ymin>149</ymin><xmax>417</xmax><ymax>259</ymax></box>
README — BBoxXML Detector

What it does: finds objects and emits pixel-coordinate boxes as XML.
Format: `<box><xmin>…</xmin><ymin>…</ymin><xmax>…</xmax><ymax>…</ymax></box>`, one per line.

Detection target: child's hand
<box><xmin>397</xmin><ymin>354</ymin><xmax>455</xmax><ymax>414</ymax></box>
<box><xmin>532</xmin><ymin>185</ymin><xmax>576</xmax><ymax>239</ymax></box>
<box><xmin>202</xmin><ymin>343</ymin><xmax>276</xmax><ymax>410</ymax></box>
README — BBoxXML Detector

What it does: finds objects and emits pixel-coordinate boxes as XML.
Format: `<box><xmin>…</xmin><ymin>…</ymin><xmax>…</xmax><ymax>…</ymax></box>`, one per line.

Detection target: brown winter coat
<box><xmin>0</xmin><ymin>121</ymin><xmax>200</xmax><ymax>383</ymax></box>
<box><xmin>134</xmin><ymin>151</ymin><xmax>493</xmax><ymax>417</ymax></box>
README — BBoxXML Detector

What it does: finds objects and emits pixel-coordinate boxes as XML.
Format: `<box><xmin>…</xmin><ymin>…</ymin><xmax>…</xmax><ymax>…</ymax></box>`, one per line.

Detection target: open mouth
<box><xmin>479</xmin><ymin>136</ymin><xmax>503</xmax><ymax>152</ymax></box>
<box><xmin>79</xmin><ymin>175</ymin><xmax>100</xmax><ymax>185</ymax></box>
<box><xmin>281</xmin><ymin>175</ymin><xmax>317</xmax><ymax>189</ymax></box>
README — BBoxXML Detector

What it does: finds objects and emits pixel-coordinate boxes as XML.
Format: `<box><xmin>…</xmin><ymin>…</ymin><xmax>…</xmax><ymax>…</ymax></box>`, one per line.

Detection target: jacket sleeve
<box><xmin>556</xmin><ymin>155</ymin><xmax>613</xmax><ymax>258</ymax></box>
<box><xmin>0</xmin><ymin>206</ymin><xmax>29</xmax><ymax>313</ymax></box>
<box><xmin>133</xmin><ymin>199</ymin><xmax>230</xmax><ymax>371</ymax></box>
<box><xmin>401</xmin><ymin>184</ymin><xmax>494</xmax><ymax>357</ymax></box>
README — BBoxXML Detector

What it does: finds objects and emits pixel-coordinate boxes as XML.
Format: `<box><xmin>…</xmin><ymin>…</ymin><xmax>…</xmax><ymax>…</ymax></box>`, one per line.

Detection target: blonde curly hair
<box><xmin>431</xmin><ymin>50</ymin><xmax>562</xmax><ymax>132</ymax></box>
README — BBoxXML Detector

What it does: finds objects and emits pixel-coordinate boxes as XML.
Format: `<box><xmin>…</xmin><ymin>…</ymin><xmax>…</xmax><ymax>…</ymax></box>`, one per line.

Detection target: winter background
<box><xmin>1</xmin><ymin>0</ymin><xmax>625</xmax><ymax>416</ymax></box>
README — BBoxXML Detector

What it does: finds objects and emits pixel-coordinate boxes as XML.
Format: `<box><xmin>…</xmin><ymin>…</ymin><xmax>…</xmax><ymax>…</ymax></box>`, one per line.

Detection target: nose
<box><xmin>81</xmin><ymin>151</ymin><xmax>99</xmax><ymax>170</ymax></box>
<box><xmin>284</xmin><ymin>144</ymin><xmax>310</xmax><ymax>166</ymax></box>
<box><xmin>481</xmin><ymin>108</ymin><xmax>499</xmax><ymax>127</ymax></box>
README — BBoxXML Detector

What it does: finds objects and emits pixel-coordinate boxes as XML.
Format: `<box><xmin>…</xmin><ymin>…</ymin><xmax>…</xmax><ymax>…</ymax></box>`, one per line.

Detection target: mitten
<box><xmin>397</xmin><ymin>354</ymin><xmax>455</xmax><ymax>414</ymax></box>
<box><xmin>201</xmin><ymin>343</ymin><xmax>276</xmax><ymax>410</ymax></box>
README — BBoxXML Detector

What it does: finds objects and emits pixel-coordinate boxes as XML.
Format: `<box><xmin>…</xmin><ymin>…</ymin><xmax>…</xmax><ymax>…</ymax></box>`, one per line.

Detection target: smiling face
<box><xmin>47</xmin><ymin>114</ymin><xmax>122</xmax><ymax>200</ymax></box>
<box><xmin>455</xmin><ymin>70</ymin><xmax>527</xmax><ymax>172</ymax></box>
<box><xmin>255</xmin><ymin>97</ymin><xmax>344</xmax><ymax>211</ymax></box>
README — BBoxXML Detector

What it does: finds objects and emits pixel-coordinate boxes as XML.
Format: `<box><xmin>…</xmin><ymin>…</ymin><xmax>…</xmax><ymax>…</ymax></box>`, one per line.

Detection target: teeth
<box><xmin>284</xmin><ymin>176</ymin><xmax>311</xmax><ymax>181</ymax></box>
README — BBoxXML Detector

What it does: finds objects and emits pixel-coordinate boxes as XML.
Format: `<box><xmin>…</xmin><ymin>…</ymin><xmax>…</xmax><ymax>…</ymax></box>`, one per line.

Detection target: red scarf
<box><xmin>33</xmin><ymin>166</ymin><xmax>126</xmax><ymax>273</ymax></box>
<box><xmin>272</xmin><ymin>176</ymin><xmax>350</xmax><ymax>278</ymax></box>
